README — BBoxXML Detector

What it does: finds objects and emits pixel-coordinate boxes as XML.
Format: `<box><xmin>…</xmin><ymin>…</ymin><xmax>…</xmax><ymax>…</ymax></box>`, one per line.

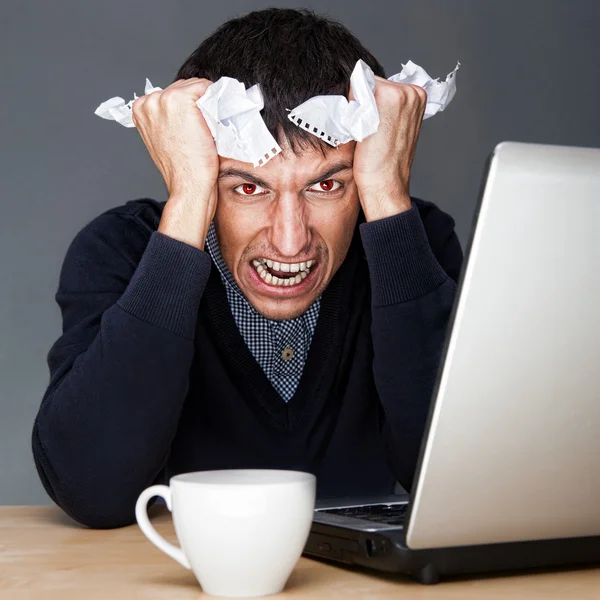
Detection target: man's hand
<box><xmin>351</xmin><ymin>77</ymin><xmax>427</xmax><ymax>222</ymax></box>
<box><xmin>132</xmin><ymin>78</ymin><xmax>219</xmax><ymax>249</ymax></box>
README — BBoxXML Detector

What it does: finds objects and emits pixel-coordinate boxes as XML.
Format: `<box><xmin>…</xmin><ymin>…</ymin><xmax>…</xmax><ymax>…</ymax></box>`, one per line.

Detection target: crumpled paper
<box><xmin>95</xmin><ymin>58</ymin><xmax>459</xmax><ymax>166</ymax></box>
<box><xmin>388</xmin><ymin>60</ymin><xmax>459</xmax><ymax>118</ymax></box>
<box><xmin>195</xmin><ymin>77</ymin><xmax>281</xmax><ymax>167</ymax></box>
<box><xmin>94</xmin><ymin>78</ymin><xmax>282</xmax><ymax>167</ymax></box>
<box><xmin>94</xmin><ymin>78</ymin><xmax>162</xmax><ymax>128</ymax></box>
<box><xmin>287</xmin><ymin>59</ymin><xmax>460</xmax><ymax>147</ymax></box>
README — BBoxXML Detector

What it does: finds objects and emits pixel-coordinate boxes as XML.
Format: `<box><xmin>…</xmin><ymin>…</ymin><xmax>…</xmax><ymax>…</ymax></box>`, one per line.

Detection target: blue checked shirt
<box><xmin>205</xmin><ymin>223</ymin><xmax>321</xmax><ymax>402</ymax></box>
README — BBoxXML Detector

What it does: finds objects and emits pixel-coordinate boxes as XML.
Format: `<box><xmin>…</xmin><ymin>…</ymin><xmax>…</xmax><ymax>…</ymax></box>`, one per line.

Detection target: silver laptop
<box><xmin>305</xmin><ymin>141</ymin><xmax>600</xmax><ymax>583</ymax></box>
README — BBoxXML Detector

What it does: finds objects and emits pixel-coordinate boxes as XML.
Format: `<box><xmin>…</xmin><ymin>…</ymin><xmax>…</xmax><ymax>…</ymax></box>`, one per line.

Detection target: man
<box><xmin>32</xmin><ymin>8</ymin><xmax>463</xmax><ymax>529</ymax></box>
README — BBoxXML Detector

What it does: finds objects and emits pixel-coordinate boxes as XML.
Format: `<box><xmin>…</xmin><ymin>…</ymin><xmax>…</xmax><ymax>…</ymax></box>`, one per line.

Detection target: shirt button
<box><xmin>281</xmin><ymin>347</ymin><xmax>294</xmax><ymax>361</ymax></box>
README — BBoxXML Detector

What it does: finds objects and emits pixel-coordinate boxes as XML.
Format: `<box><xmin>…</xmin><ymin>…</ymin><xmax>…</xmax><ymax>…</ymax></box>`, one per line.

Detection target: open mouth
<box><xmin>251</xmin><ymin>258</ymin><xmax>315</xmax><ymax>287</ymax></box>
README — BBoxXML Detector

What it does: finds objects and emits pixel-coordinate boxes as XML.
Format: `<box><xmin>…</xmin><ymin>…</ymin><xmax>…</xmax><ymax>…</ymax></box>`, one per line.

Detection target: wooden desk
<box><xmin>1</xmin><ymin>506</ymin><xmax>599</xmax><ymax>599</ymax></box>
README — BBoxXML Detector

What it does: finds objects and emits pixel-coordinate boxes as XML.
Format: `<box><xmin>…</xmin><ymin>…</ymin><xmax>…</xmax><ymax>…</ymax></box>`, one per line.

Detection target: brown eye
<box><xmin>242</xmin><ymin>183</ymin><xmax>256</xmax><ymax>194</ymax></box>
<box><xmin>320</xmin><ymin>179</ymin><xmax>334</xmax><ymax>191</ymax></box>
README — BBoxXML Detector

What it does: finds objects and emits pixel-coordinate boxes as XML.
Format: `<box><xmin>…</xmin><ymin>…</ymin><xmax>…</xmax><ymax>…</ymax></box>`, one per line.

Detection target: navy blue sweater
<box><xmin>32</xmin><ymin>197</ymin><xmax>463</xmax><ymax>528</ymax></box>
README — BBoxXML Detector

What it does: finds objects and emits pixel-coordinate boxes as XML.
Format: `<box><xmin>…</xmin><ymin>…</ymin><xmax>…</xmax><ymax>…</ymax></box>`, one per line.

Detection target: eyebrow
<box><xmin>218</xmin><ymin>160</ymin><xmax>354</xmax><ymax>188</ymax></box>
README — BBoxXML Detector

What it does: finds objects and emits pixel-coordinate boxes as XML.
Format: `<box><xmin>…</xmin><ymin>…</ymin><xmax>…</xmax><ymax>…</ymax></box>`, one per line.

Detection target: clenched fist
<box><xmin>351</xmin><ymin>78</ymin><xmax>428</xmax><ymax>222</ymax></box>
<box><xmin>132</xmin><ymin>78</ymin><xmax>219</xmax><ymax>250</ymax></box>
<box><xmin>132</xmin><ymin>78</ymin><xmax>218</xmax><ymax>197</ymax></box>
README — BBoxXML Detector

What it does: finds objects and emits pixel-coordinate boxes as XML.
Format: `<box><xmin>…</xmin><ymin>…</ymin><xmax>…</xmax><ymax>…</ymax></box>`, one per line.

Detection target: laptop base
<box><xmin>305</xmin><ymin>521</ymin><xmax>600</xmax><ymax>584</ymax></box>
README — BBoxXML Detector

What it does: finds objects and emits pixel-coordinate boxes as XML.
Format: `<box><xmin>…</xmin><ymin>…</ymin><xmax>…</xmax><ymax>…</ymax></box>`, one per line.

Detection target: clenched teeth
<box><xmin>252</xmin><ymin>259</ymin><xmax>312</xmax><ymax>287</ymax></box>
<box><xmin>253</xmin><ymin>258</ymin><xmax>314</xmax><ymax>271</ymax></box>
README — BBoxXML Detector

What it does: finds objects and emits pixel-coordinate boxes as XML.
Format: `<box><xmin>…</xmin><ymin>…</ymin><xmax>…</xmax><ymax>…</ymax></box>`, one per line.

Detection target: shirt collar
<box><xmin>205</xmin><ymin>221</ymin><xmax>251</xmax><ymax>305</ymax></box>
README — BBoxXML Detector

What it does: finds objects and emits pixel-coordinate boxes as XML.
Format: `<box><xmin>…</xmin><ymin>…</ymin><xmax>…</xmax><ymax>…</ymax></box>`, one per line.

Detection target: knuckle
<box><xmin>169</xmin><ymin>79</ymin><xmax>188</xmax><ymax>89</ymax></box>
<box><xmin>410</xmin><ymin>84</ymin><xmax>427</xmax><ymax>99</ymax></box>
<box><xmin>158</xmin><ymin>88</ymin><xmax>178</xmax><ymax>105</ymax></box>
<box><xmin>131</xmin><ymin>96</ymin><xmax>144</xmax><ymax>113</ymax></box>
<box><xmin>380</xmin><ymin>82</ymin><xmax>401</xmax><ymax>100</ymax></box>
<box><xmin>139</xmin><ymin>90</ymin><xmax>160</xmax><ymax>110</ymax></box>
<box><xmin>192</xmin><ymin>79</ymin><xmax>213</xmax><ymax>92</ymax></box>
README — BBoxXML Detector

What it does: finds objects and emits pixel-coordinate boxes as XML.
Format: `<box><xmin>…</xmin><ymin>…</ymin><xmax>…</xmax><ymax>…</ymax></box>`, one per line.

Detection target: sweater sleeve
<box><xmin>32</xmin><ymin>211</ymin><xmax>211</xmax><ymax>528</ymax></box>
<box><xmin>359</xmin><ymin>199</ymin><xmax>463</xmax><ymax>491</ymax></box>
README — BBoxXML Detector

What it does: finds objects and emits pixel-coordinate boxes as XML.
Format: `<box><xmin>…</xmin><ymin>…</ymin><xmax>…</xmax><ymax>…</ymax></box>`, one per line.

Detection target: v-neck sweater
<box><xmin>32</xmin><ymin>196</ymin><xmax>463</xmax><ymax>529</ymax></box>
<box><xmin>204</xmin><ymin>221</ymin><xmax>321</xmax><ymax>402</ymax></box>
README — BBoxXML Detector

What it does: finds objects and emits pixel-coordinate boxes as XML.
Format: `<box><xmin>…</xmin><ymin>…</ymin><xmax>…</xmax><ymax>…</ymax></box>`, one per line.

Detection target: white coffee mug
<box><xmin>135</xmin><ymin>469</ymin><xmax>316</xmax><ymax>598</ymax></box>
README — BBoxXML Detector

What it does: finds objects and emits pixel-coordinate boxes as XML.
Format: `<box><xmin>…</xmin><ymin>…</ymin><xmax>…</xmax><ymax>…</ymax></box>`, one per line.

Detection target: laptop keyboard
<box><xmin>319</xmin><ymin>503</ymin><xmax>408</xmax><ymax>525</ymax></box>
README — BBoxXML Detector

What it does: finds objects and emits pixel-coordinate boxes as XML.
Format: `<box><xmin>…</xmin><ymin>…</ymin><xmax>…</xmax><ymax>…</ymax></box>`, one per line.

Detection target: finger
<box><xmin>407</xmin><ymin>83</ymin><xmax>428</xmax><ymax>102</ymax></box>
<box><xmin>179</xmin><ymin>77</ymin><xmax>213</xmax><ymax>84</ymax></box>
<box><xmin>169</xmin><ymin>79</ymin><xmax>189</xmax><ymax>88</ymax></box>
<box><xmin>166</xmin><ymin>77</ymin><xmax>212</xmax><ymax>92</ymax></box>
<box><xmin>176</xmin><ymin>77</ymin><xmax>214</xmax><ymax>90</ymax></box>
<box><xmin>165</xmin><ymin>78</ymin><xmax>203</xmax><ymax>91</ymax></box>
<box><xmin>178</xmin><ymin>78</ymin><xmax>214</xmax><ymax>101</ymax></box>
<box><xmin>155</xmin><ymin>81</ymin><xmax>212</xmax><ymax>107</ymax></box>
<box><xmin>131</xmin><ymin>95</ymin><xmax>147</xmax><ymax>126</ymax></box>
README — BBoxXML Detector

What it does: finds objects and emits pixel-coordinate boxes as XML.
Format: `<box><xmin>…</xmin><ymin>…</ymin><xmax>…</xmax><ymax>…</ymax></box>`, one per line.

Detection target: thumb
<box><xmin>348</xmin><ymin>84</ymin><xmax>355</xmax><ymax>103</ymax></box>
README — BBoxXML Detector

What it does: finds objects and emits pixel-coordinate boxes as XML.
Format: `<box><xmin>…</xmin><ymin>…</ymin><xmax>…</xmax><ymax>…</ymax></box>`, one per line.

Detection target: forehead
<box><xmin>219</xmin><ymin>139</ymin><xmax>356</xmax><ymax>182</ymax></box>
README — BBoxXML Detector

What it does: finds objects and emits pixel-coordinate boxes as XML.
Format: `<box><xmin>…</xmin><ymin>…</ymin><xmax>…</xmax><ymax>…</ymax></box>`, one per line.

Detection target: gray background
<box><xmin>1</xmin><ymin>0</ymin><xmax>598</xmax><ymax>504</ymax></box>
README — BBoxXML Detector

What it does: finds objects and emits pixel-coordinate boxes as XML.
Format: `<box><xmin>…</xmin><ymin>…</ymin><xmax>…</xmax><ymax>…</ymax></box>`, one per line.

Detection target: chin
<box><xmin>237</xmin><ymin>258</ymin><xmax>329</xmax><ymax>320</ymax></box>
<box><xmin>250</xmin><ymin>298</ymin><xmax>316</xmax><ymax>321</ymax></box>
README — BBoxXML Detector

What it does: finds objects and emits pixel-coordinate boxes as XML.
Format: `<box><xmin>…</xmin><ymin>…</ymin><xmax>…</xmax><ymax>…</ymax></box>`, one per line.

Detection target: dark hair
<box><xmin>174</xmin><ymin>8</ymin><xmax>385</xmax><ymax>155</ymax></box>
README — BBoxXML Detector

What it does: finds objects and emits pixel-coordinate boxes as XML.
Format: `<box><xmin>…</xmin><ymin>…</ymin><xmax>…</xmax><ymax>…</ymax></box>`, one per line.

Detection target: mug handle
<box><xmin>135</xmin><ymin>484</ymin><xmax>191</xmax><ymax>569</ymax></box>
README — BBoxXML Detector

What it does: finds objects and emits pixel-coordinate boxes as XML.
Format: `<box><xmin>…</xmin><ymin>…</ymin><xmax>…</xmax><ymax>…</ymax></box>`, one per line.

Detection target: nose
<box><xmin>268</xmin><ymin>193</ymin><xmax>311</xmax><ymax>258</ymax></box>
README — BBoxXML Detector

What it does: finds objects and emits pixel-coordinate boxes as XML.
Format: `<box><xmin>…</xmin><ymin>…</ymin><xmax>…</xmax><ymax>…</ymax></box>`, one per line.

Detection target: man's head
<box><xmin>176</xmin><ymin>8</ymin><xmax>385</xmax><ymax>319</ymax></box>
